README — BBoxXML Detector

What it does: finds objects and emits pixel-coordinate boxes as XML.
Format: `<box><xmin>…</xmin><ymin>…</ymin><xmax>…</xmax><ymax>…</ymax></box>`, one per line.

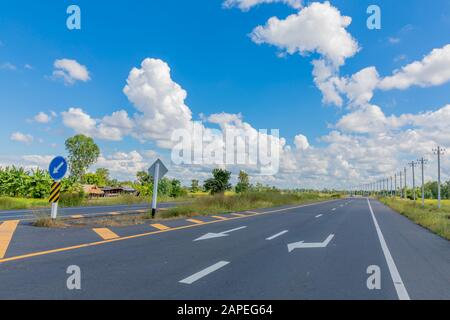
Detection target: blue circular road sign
<box><xmin>49</xmin><ymin>156</ymin><xmax>68</xmax><ymax>181</ymax></box>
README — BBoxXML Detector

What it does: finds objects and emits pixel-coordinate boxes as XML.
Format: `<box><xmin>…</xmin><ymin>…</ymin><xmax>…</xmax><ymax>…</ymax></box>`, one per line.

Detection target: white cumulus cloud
<box><xmin>33</xmin><ymin>112</ymin><xmax>53</xmax><ymax>124</ymax></box>
<box><xmin>250</xmin><ymin>1</ymin><xmax>359</xmax><ymax>67</ymax></box>
<box><xmin>379</xmin><ymin>44</ymin><xmax>450</xmax><ymax>90</ymax></box>
<box><xmin>61</xmin><ymin>108</ymin><xmax>133</xmax><ymax>141</ymax></box>
<box><xmin>223</xmin><ymin>0</ymin><xmax>302</xmax><ymax>11</ymax></box>
<box><xmin>10</xmin><ymin>132</ymin><xmax>34</xmax><ymax>144</ymax></box>
<box><xmin>52</xmin><ymin>59</ymin><xmax>91</xmax><ymax>85</ymax></box>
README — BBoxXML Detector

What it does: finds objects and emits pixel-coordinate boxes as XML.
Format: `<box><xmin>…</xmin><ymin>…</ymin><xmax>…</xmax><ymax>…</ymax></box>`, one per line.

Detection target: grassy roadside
<box><xmin>33</xmin><ymin>191</ymin><xmax>342</xmax><ymax>228</ymax></box>
<box><xmin>379</xmin><ymin>197</ymin><xmax>450</xmax><ymax>240</ymax></box>
<box><xmin>0</xmin><ymin>194</ymin><xmax>195</xmax><ymax>211</ymax></box>
<box><xmin>0</xmin><ymin>197</ymin><xmax>49</xmax><ymax>211</ymax></box>
<box><xmin>159</xmin><ymin>191</ymin><xmax>342</xmax><ymax>219</ymax></box>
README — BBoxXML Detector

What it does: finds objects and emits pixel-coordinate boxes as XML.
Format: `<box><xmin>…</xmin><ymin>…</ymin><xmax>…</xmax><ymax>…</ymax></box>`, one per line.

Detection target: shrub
<box><xmin>59</xmin><ymin>192</ymin><xmax>85</xmax><ymax>207</ymax></box>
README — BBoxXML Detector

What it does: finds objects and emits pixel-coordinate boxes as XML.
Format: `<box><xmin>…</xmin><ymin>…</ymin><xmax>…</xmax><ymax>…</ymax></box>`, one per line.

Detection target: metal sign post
<box><xmin>148</xmin><ymin>159</ymin><xmax>168</xmax><ymax>219</ymax></box>
<box><xmin>151</xmin><ymin>162</ymin><xmax>160</xmax><ymax>219</ymax></box>
<box><xmin>48</xmin><ymin>156</ymin><xmax>68</xmax><ymax>220</ymax></box>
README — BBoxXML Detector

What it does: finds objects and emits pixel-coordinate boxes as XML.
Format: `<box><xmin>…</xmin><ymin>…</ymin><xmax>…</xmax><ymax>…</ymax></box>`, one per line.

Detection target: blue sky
<box><xmin>1</xmin><ymin>0</ymin><xmax>449</xmax><ymax>188</ymax></box>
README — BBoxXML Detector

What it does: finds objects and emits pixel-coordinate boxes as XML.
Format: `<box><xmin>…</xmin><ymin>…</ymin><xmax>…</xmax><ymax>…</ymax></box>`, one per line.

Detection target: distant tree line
<box><xmin>8</xmin><ymin>133</ymin><xmax>446</xmax><ymax>200</ymax></box>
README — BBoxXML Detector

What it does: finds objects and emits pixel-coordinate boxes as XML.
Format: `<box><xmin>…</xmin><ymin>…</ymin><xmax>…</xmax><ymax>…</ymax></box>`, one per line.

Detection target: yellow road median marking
<box><xmin>71</xmin><ymin>215</ymin><xmax>84</xmax><ymax>219</ymax></box>
<box><xmin>0</xmin><ymin>199</ymin><xmax>340</xmax><ymax>265</ymax></box>
<box><xmin>186</xmin><ymin>219</ymin><xmax>204</xmax><ymax>224</ymax></box>
<box><xmin>151</xmin><ymin>223</ymin><xmax>170</xmax><ymax>231</ymax></box>
<box><xmin>212</xmin><ymin>216</ymin><xmax>228</xmax><ymax>221</ymax></box>
<box><xmin>93</xmin><ymin>228</ymin><xmax>119</xmax><ymax>240</ymax></box>
<box><xmin>109</xmin><ymin>212</ymin><xmax>121</xmax><ymax>216</ymax></box>
<box><xmin>0</xmin><ymin>220</ymin><xmax>20</xmax><ymax>259</ymax></box>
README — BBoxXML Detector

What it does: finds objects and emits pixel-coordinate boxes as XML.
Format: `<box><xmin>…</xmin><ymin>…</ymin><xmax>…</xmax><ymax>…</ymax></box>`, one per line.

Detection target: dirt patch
<box><xmin>33</xmin><ymin>218</ymin><xmax>69</xmax><ymax>228</ymax></box>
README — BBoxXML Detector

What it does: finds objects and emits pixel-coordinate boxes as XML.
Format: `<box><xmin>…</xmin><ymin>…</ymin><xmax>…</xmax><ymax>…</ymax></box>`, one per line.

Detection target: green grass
<box><xmin>159</xmin><ymin>191</ymin><xmax>341</xmax><ymax>219</ymax></box>
<box><xmin>81</xmin><ymin>194</ymin><xmax>194</xmax><ymax>207</ymax></box>
<box><xmin>380</xmin><ymin>197</ymin><xmax>450</xmax><ymax>240</ymax></box>
<box><xmin>0</xmin><ymin>197</ymin><xmax>49</xmax><ymax>210</ymax></box>
<box><xmin>29</xmin><ymin>191</ymin><xmax>342</xmax><ymax>228</ymax></box>
<box><xmin>0</xmin><ymin>194</ymin><xmax>196</xmax><ymax>211</ymax></box>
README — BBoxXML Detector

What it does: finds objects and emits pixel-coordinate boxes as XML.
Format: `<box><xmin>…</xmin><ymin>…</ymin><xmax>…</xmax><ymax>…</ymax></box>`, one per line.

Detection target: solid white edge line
<box><xmin>266</xmin><ymin>230</ymin><xmax>289</xmax><ymax>241</ymax></box>
<box><xmin>367</xmin><ymin>198</ymin><xmax>410</xmax><ymax>300</ymax></box>
<box><xmin>179</xmin><ymin>261</ymin><xmax>230</xmax><ymax>284</ymax></box>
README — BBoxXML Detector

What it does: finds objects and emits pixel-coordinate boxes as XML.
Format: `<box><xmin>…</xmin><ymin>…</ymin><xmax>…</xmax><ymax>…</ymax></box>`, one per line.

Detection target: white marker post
<box><xmin>148</xmin><ymin>159</ymin><xmax>168</xmax><ymax>219</ymax></box>
<box><xmin>51</xmin><ymin>201</ymin><xmax>58</xmax><ymax>219</ymax></box>
<box><xmin>151</xmin><ymin>162</ymin><xmax>160</xmax><ymax>219</ymax></box>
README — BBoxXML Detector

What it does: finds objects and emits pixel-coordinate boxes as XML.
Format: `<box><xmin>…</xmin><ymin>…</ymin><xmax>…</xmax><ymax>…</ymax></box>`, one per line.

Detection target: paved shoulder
<box><xmin>370</xmin><ymin>199</ymin><xmax>450</xmax><ymax>300</ymax></box>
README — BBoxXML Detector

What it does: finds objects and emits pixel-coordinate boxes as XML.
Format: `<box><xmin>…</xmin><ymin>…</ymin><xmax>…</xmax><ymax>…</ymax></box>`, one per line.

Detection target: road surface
<box><xmin>1</xmin><ymin>198</ymin><xmax>450</xmax><ymax>299</ymax></box>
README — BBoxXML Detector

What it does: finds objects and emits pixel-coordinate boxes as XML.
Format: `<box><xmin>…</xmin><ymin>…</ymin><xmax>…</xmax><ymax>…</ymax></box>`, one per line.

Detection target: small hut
<box><xmin>82</xmin><ymin>185</ymin><xmax>105</xmax><ymax>198</ymax></box>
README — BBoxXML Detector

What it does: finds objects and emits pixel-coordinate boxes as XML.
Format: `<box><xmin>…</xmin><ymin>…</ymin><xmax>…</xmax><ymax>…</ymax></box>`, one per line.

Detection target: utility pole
<box><xmin>390</xmin><ymin>176</ymin><xmax>393</xmax><ymax>197</ymax></box>
<box><xmin>417</xmin><ymin>158</ymin><xmax>428</xmax><ymax>208</ymax></box>
<box><xmin>387</xmin><ymin>177</ymin><xmax>390</xmax><ymax>197</ymax></box>
<box><xmin>409</xmin><ymin>161</ymin><xmax>417</xmax><ymax>202</ymax></box>
<box><xmin>433</xmin><ymin>146</ymin><xmax>446</xmax><ymax>209</ymax></box>
<box><xmin>394</xmin><ymin>173</ymin><xmax>397</xmax><ymax>198</ymax></box>
<box><xmin>399</xmin><ymin>171</ymin><xmax>403</xmax><ymax>199</ymax></box>
<box><xmin>404</xmin><ymin>167</ymin><xmax>407</xmax><ymax>200</ymax></box>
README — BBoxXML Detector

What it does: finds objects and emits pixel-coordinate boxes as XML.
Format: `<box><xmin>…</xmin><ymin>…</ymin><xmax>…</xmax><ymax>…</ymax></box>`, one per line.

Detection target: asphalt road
<box><xmin>1</xmin><ymin>197</ymin><xmax>450</xmax><ymax>300</ymax></box>
<box><xmin>0</xmin><ymin>201</ymin><xmax>179</xmax><ymax>222</ymax></box>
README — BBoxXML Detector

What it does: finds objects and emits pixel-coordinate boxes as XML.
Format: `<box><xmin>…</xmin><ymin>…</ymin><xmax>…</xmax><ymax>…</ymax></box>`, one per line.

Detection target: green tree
<box><xmin>424</xmin><ymin>181</ymin><xmax>439</xmax><ymax>199</ymax></box>
<box><xmin>442</xmin><ymin>181</ymin><xmax>450</xmax><ymax>199</ymax></box>
<box><xmin>95</xmin><ymin>168</ymin><xmax>110</xmax><ymax>186</ymax></box>
<box><xmin>82</xmin><ymin>173</ymin><xmax>101</xmax><ymax>186</ymax></box>
<box><xmin>135</xmin><ymin>171</ymin><xmax>152</xmax><ymax>196</ymax></box>
<box><xmin>191</xmin><ymin>179</ymin><xmax>200</xmax><ymax>193</ymax></box>
<box><xmin>170</xmin><ymin>179</ymin><xmax>186</xmax><ymax>198</ymax></box>
<box><xmin>235</xmin><ymin>170</ymin><xmax>250</xmax><ymax>193</ymax></box>
<box><xmin>158</xmin><ymin>177</ymin><xmax>172</xmax><ymax>196</ymax></box>
<box><xmin>27</xmin><ymin>168</ymin><xmax>52</xmax><ymax>199</ymax></box>
<box><xmin>61</xmin><ymin>176</ymin><xmax>83</xmax><ymax>194</ymax></box>
<box><xmin>65</xmin><ymin>135</ymin><xmax>100</xmax><ymax>181</ymax></box>
<box><xmin>204</xmin><ymin>168</ymin><xmax>232</xmax><ymax>195</ymax></box>
<box><xmin>136</xmin><ymin>171</ymin><xmax>151</xmax><ymax>185</ymax></box>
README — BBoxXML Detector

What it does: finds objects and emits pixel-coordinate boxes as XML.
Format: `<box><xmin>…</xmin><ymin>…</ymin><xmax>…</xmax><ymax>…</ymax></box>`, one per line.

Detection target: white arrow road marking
<box><xmin>179</xmin><ymin>261</ymin><xmax>230</xmax><ymax>284</ymax></box>
<box><xmin>287</xmin><ymin>234</ymin><xmax>335</xmax><ymax>252</ymax></box>
<box><xmin>266</xmin><ymin>230</ymin><xmax>288</xmax><ymax>241</ymax></box>
<box><xmin>53</xmin><ymin>161</ymin><xmax>64</xmax><ymax>174</ymax></box>
<box><xmin>315</xmin><ymin>214</ymin><xmax>323</xmax><ymax>218</ymax></box>
<box><xmin>194</xmin><ymin>226</ymin><xmax>247</xmax><ymax>241</ymax></box>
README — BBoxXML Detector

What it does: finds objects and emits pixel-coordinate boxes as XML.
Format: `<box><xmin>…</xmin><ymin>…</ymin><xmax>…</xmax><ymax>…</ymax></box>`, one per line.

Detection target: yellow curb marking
<box><xmin>212</xmin><ymin>216</ymin><xmax>228</xmax><ymax>221</ymax></box>
<box><xmin>231</xmin><ymin>213</ymin><xmax>246</xmax><ymax>217</ymax></box>
<box><xmin>71</xmin><ymin>215</ymin><xmax>84</xmax><ymax>219</ymax></box>
<box><xmin>0</xmin><ymin>220</ymin><xmax>20</xmax><ymax>259</ymax></box>
<box><xmin>151</xmin><ymin>223</ymin><xmax>171</xmax><ymax>231</ymax></box>
<box><xmin>93</xmin><ymin>228</ymin><xmax>119</xmax><ymax>240</ymax></box>
<box><xmin>186</xmin><ymin>219</ymin><xmax>205</xmax><ymax>224</ymax></box>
